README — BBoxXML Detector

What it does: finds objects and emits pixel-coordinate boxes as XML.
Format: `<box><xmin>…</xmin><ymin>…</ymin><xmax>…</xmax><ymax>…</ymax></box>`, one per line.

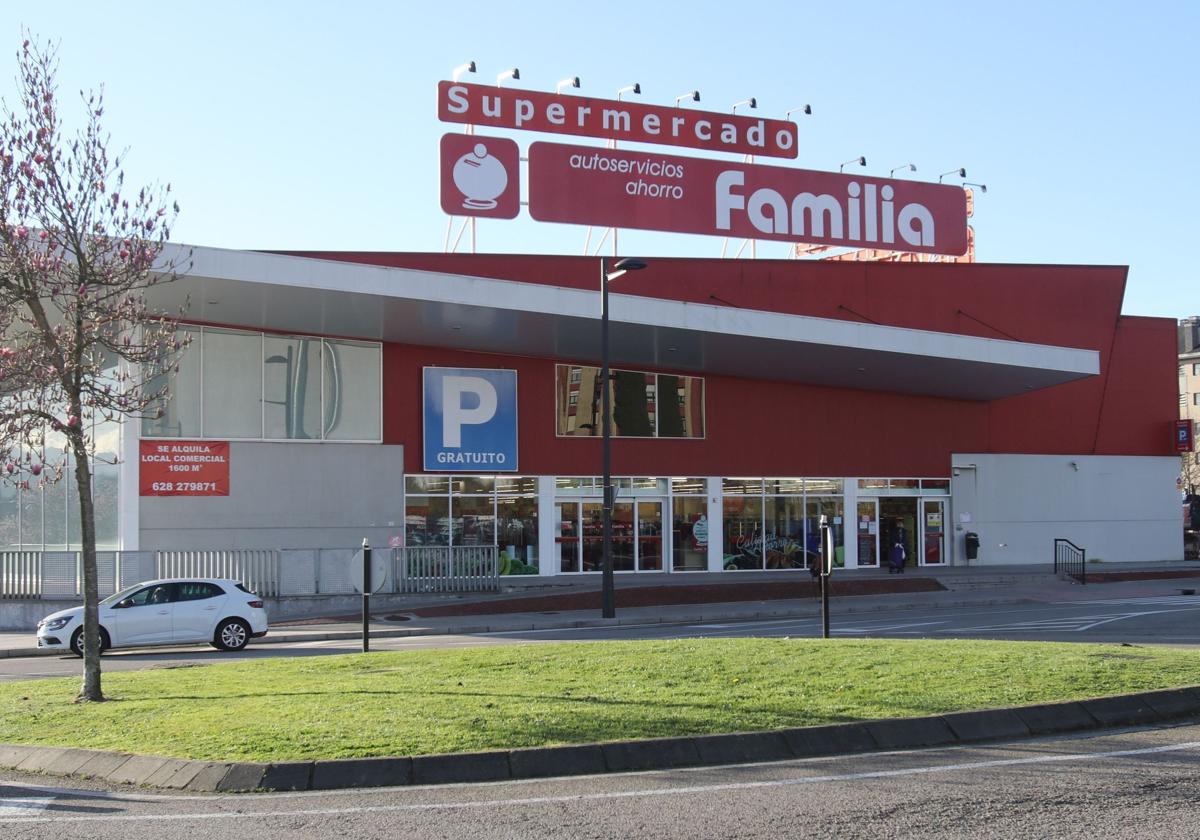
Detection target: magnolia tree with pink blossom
<box><xmin>0</xmin><ymin>36</ymin><xmax>189</xmax><ymax>702</ymax></box>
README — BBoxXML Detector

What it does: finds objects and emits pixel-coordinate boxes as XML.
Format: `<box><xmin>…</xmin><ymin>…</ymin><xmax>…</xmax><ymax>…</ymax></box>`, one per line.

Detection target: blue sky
<box><xmin>10</xmin><ymin>1</ymin><xmax>1198</xmax><ymax>318</ymax></box>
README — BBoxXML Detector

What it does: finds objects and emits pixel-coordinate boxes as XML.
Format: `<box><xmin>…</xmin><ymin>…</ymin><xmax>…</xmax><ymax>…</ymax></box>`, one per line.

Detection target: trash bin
<box><xmin>965</xmin><ymin>532</ymin><xmax>980</xmax><ymax>561</ymax></box>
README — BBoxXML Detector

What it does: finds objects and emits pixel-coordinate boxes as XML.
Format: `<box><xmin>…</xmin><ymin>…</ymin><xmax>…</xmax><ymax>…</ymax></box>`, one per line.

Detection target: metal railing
<box><xmin>1053</xmin><ymin>538</ymin><xmax>1086</xmax><ymax>584</ymax></box>
<box><xmin>156</xmin><ymin>550</ymin><xmax>280</xmax><ymax>597</ymax></box>
<box><xmin>0</xmin><ymin>545</ymin><xmax>499</xmax><ymax>599</ymax></box>
<box><xmin>394</xmin><ymin>546</ymin><xmax>499</xmax><ymax>593</ymax></box>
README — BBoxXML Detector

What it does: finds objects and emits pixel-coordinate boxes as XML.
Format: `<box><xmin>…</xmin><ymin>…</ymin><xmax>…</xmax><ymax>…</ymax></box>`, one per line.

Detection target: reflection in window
<box><xmin>264</xmin><ymin>336</ymin><xmax>321</xmax><ymax>440</ymax></box>
<box><xmin>555</xmin><ymin>364</ymin><xmax>704</xmax><ymax>438</ymax></box>
<box><xmin>323</xmin><ymin>339</ymin><xmax>381</xmax><ymax>441</ymax></box>
<box><xmin>143</xmin><ymin>325</ymin><xmax>200</xmax><ymax>438</ymax></box>
<box><xmin>145</xmin><ymin>328</ymin><xmax>381</xmax><ymax>442</ymax></box>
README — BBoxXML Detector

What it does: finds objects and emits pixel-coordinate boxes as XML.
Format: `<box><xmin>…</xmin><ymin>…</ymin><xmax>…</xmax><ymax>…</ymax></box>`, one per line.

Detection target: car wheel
<box><xmin>214</xmin><ymin>618</ymin><xmax>251</xmax><ymax>652</ymax></box>
<box><xmin>69</xmin><ymin>627</ymin><xmax>110</xmax><ymax>658</ymax></box>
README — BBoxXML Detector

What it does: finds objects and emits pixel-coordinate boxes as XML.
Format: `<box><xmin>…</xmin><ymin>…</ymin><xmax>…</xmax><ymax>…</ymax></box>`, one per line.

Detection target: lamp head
<box><xmin>964</xmin><ymin>182</ymin><xmax>987</xmax><ymax>193</ymax></box>
<box><xmin>497</xmin><ymin>67</ymin><xmax>520</xmax><ymax>85</ymax></box>
<box><xmin>676</xmin><ymin>90</ymin><xmax>700</xmax><ymax>105</ymax></box>
<box><xmin>613</xmin><ymin>257</ymin><xmax>648</xmax><ymax>272</ymax></box>
<box><xmin>451</xmin><ymin>61</ymin><xmax>476</xmax><ymax>82</ymax></box>
<box><xmin>556</xmin><ymin>76</ymin><xmax>581</xmax><ymax>93</ymax></box>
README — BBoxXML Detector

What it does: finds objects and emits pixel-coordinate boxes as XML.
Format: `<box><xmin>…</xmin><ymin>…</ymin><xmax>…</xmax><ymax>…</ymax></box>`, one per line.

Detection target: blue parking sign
<box><xmin>423</xmin><ymin>368</ymin><xmax>518</xmax><ymax>472</ymax></box>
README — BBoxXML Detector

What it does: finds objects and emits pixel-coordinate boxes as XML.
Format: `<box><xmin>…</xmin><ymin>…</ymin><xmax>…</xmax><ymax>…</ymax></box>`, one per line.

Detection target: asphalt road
<box><xmin>3</xmin><ymin>595</ymin><xmax>1200</xmax><ymax>681</ymax></box>
<box><xmin>1</xmin><ymin>721</ymin><xmax>1198</xmax><ymax>838</ymax></box>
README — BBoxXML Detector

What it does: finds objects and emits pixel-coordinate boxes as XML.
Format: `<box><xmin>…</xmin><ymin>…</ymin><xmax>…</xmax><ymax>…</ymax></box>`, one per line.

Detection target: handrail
<box><xmin>1053</xmin><ymin>538</ymin><xmax>1086</xmax><ymax>584</ymax></box>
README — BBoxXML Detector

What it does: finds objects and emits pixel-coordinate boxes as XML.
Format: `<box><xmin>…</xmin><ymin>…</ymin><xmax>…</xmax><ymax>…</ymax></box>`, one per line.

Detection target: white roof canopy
<box><xmin>149</xmin><ymin>245</ymin><xmax>1099</xmax><ymax>401</ymax></box>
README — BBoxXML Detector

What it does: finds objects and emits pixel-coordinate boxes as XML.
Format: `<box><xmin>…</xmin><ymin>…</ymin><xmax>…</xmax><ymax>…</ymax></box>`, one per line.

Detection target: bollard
<box><xmin>362</xmin><ymin>538</ymin><xmax>371</xmax><ymax>653</ymax></box>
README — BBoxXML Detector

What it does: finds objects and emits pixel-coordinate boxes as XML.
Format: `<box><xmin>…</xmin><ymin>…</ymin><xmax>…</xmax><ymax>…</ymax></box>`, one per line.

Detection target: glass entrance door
<box><xmin>557</xmin><ymin>498</ymin><xmax>666</xmax><ymax>572</ymax></box>
<box><xmin>921</xmin><ymin>499</ymin><xmax>946</xmax><ymax>565</ymax></box>
<box><xmin>856</xmin><ymin>500</ymin><xmax>879</xmax><ymax>567</ymax></box>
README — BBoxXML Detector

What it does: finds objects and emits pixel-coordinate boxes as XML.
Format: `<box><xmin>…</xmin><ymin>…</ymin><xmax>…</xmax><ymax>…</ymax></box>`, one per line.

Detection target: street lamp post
<box><xmin>600</xmin><ymin>256</ymin><xmax>647</xmax><ymax>619</ymax></box>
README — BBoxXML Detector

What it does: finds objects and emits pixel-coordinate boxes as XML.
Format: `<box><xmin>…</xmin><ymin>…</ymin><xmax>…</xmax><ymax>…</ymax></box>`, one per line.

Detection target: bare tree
<box><xmin>1183</xmin><ymin>451</ymin><xmax>1199</xmax><ymax>497</ymax></box>
<box><xmin>0</xmin><ymin>36</ymin><xmax>188</xmax><ymax>702</ymax></box>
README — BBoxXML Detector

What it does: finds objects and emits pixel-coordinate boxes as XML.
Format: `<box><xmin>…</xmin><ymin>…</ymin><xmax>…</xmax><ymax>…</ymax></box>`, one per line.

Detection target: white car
<box><xmin>36</xmin><ymin>578</ymin><xmax>269</xmax><ymax>655</ymax></box>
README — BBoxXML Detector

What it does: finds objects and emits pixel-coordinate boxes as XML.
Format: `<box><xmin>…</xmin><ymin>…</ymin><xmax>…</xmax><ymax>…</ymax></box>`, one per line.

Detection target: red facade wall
<box><xmin>293</xmin><ymin>252</ymin><xmax>1177</xmax><ymax>475</ymax></box>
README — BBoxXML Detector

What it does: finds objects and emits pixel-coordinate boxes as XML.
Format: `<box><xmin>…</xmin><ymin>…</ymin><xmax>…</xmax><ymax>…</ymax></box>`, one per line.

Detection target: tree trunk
<box><xmin>71</xmin><ymin>430</ymin><xmax>103</xmax><ymax>703</ymax></box>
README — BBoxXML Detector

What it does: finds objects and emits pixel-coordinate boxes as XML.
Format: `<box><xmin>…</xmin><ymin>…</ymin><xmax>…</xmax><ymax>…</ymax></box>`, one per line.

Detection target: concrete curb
<box><xmin>1</xmin><ymin>685</ymin><xmax>1196</xmax><ymax>793</ymax></box>
<box><xmin>2</xmin><ymin>596</ymin><xmax>1038</xmax><ymax>659</ymax></box>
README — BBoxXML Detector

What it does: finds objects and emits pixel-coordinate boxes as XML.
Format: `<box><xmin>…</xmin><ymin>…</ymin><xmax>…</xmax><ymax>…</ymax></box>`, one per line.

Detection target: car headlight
<box><xmin>40</xmin><ymin>617</ymin><xmax>72</xmax><ymax>631</ymax></box>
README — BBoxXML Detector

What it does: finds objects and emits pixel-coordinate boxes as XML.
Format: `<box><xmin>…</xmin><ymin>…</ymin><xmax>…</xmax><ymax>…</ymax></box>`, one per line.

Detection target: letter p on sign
<box><xmin>423</xmin><ymin>367</ymin><xmax>519</xmax><ymax>472</ymax></box>
<box><xmin>441</xmin><ymin>376</ymin><xmax>498</xmax><ymax>447</ymax></box>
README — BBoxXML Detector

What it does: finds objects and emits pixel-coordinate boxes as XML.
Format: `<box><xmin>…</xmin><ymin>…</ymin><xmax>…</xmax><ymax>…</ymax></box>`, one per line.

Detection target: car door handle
<box><xmin>156</xmin><ymin>610</ymin><xmax>169</xmax><ymax>615</ymax></box>
<box><xmin>203</xmin><ymin>606</ymin><xmax>217</xmax><ymax>611</ymax></box>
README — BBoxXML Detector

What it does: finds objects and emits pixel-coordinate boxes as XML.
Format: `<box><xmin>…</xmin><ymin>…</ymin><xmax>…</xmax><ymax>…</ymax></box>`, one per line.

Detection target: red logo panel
<box><xmin>440</xmin><ymin>134</ymin><xmax>520</xmax><ymax>219</ymax></box>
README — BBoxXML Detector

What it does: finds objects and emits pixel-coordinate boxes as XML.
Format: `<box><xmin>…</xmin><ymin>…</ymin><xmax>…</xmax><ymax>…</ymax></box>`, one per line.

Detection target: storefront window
<box><xmin>497</xmin><ymin>496</ymin><xmax>538</xmax><ymax>574</ymax></box>
<box><xmin>556</xmin><ymin>501</ymin><xmax>580</xmax><ymax>573</ymax></box>
<box><xmin>581</xmin><ymin>502</ymin><xmax>604</xmax><ymax>572</ymax></box>
<box><xmin>807</xmin><ymin>497</ymin><xmax>845</xmax><ymax>568</ymax></box>
<box><xmin>723</xmin><ymin>495</ymin><xmax>763</xmax><ymax>570</ymax></box>
<box><xmin>670</xmin><ymin>477</ymin><xmax>706</xmax><ymax>495</ymax></box>
<box><xmin>405</xmin><ymin>496</ymin><xmax>448</xmax><ymax>547</ymax></box>
<box><xmin>723</xmin><ymin>478</ymin><xmax>763</xmax><ymax>495</ymax></box>
<box><xmin>765</xmin><ymin>495</ymin><xmax>806</xmax><ymax>569</ymax></box>
<box><xmin>406</xmin><ymin>475</ymin><xmax>538</xmax><ymax>575</ymax></box>
<box><xmin>452</xmin><ymin>495</ymin><xmax>495</xmax><ymax>547</ymax></box>
<box><xmin>671</xmin><ymin>497</ymin><xmax>707</xmax><ymax>571</ymax></box>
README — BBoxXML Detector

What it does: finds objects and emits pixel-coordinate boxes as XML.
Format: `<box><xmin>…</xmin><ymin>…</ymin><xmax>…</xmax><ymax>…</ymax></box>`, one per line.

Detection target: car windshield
<box><xmin>99</xmin><ymin>585</ymin><xmax>143</xmax><ymax>606</ymax></box>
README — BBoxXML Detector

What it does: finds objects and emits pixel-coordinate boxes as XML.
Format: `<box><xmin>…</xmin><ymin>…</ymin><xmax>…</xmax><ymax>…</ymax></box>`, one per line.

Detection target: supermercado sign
<box><xmin>139</xmin><ymin>440</ymin><xmax>229</xmax><ymax>497</ymax></box>
<box><xmin>423</xmin><ymin>368</ymin><xmax>518</xmax><ymax>472</ymax></box>
<box><xmin>438</xmin><ymin>81</ymin><xmax>798</xmax><ymax>159</ymax></box>
<box><xmin>528</xmin><ymin>142</ymin><xmax>969</xmax><ymax>256</ymax></box>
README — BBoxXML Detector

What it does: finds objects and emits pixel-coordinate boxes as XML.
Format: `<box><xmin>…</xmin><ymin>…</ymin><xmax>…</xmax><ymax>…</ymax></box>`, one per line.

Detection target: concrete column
<box><xmin>843</xmin><ymin>480</ymin><xmax>859</xmax><ymax>569</ymax></box>
<box><xmin>537</xmin><ymin>475</ymin><xmax>557</xmax><ymax>577</ymax></box>
<box><xmin>706</xmin><ymin>476</ymin><xmax>724</xmax><ymax>572</ymax></box>
<box><xmin>118</xmin><ymin>416</ymin><xmax>140</xmax><ymax>551</ymax></box>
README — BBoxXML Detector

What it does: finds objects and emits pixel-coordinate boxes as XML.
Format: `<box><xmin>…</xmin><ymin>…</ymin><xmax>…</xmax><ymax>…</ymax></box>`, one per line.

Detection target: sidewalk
<box><xmin>5</xmin><ymin>562</ymin><xmax>1199</xmax><ymax>658</ymax></box>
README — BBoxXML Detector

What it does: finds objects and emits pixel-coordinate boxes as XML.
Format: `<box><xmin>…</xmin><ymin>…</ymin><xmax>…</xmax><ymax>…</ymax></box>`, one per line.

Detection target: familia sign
<box><xmin>423</xmin><ymin>367</ymin><xmax>518</xmax><ymax>472</ymax></box>
<box><xmin>527</xmin><ymin>142</ymin><xmax>968</xmax><ymax>255</ymax></box>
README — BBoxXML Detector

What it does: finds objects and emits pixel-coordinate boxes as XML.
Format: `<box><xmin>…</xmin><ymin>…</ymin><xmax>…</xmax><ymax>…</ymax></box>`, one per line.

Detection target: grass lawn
<box><xmin>0</xmin><ymin>638</ymin><xmax>1196</xmax><ymax>762</ymax></box>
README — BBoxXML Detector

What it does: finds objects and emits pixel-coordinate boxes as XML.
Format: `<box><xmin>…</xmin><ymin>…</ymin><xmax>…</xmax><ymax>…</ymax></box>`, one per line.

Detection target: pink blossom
<box><xmin>33</xmin><ymin>153</ymin><xmax>45</xmax><ymax>164</ymax></box>
<box><xmin>30</xmin><ymin>463</ymin><xmax>42</xmax><ymax>476</ymax></box>
<box><xmin>38</xmin><ymin>230</ymin><xmax>47</xmax><ymax>240</ymax></box>
<box><xmin>15</xmin><ymin>225</ymin><xmax>27</xmax><ymax>239</ymax></box>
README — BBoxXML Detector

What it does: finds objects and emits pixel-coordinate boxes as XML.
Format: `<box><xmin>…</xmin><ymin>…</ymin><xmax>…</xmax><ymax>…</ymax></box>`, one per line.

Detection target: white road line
<box><xmin>1</xmin><ymin>741</ymin><xmax>1196</xmax><ymax>824</ymax></box>
<box><xmin>956</xmin><ymin>609</ymin><xmax>1190</xmax><ymax>633</ymax></box>
<box><xmin>0</xmin><ymin>798</ymin><xmax>53</xmax><ymax>817</ymax></box>
<box><xmin>1054</xmin><ymin>597</ymin><xmax>1200</xmax><ymax>608</ymax></box>
<box><xmin>832</xmin><ymin>621</ymin><xmax>949</xmax><ymax>634</ymax></box>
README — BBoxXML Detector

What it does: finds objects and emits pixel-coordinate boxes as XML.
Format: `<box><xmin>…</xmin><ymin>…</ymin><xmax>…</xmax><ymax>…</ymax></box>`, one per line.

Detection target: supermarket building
<box><xmin>2</xmin><ymin>244</ymin><xmax>1182</xmax><ymax>576</ymax></box>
